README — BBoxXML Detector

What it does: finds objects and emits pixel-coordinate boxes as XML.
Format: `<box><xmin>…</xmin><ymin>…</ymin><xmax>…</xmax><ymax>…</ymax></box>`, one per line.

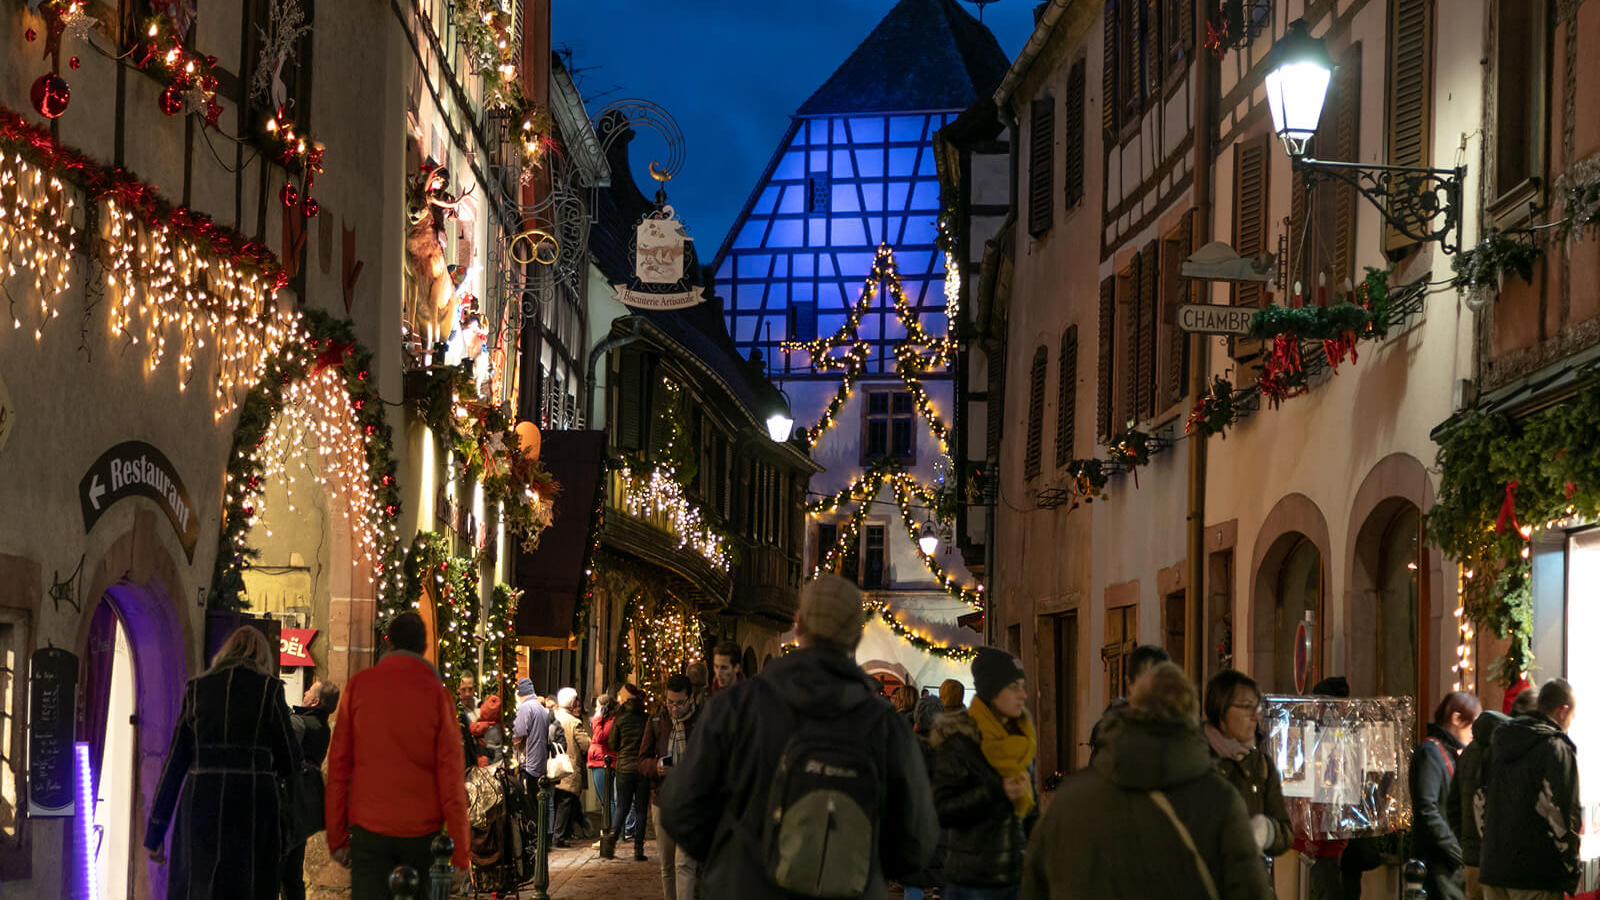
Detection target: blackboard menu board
<box><xmin>27</xmin><ymin>647</ymin><xmax>77</xmax><ymax>817</ymax></box>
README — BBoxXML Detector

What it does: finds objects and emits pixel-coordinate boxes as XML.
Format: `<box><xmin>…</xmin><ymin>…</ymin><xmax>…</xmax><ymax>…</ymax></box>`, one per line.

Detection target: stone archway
<box><xmin>78</xmin><ymin>510</ymin><xmax>191</xmax><ymax>900</ymax></box>
<box><xmin>1345</xmin><ymin>452</ymin><xmax>1438</xmax><ymax>701</ymax></box>
<box><xmin>1250</xmin><ymin>494</ymin><xmax>1332</xmax><ymax>693</ymax></box>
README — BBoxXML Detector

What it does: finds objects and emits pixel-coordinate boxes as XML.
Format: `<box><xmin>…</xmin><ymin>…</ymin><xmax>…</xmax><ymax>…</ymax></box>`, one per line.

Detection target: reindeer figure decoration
<box><xmin>404</xmin><ymin>157</ymin><xmax>473</xmax><ymax>361</ymax></box>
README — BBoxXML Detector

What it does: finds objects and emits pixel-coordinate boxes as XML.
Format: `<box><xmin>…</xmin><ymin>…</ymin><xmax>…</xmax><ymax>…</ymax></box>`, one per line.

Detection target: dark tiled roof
<box><xmin>796</xmin><ymin>0</ymin><xmax>1011</xmax><ymax>117</ymax></box>
<box><xmin>589</xmin><ymin>123</ymin><xmax>784</xmax><ymax>420</ymax></box>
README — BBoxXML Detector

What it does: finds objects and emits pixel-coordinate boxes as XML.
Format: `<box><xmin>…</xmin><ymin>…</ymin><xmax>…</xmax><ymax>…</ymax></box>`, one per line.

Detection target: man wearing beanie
<box><xmin>511</xmin><ymin>677</ymin><xmax>552</xmax><ymax>800</ymax></box>
<box><xmin>930</xmin><ymin>646</ymin><xmax>1036</xmax><ymax>899</ymax></box>
<box><xmin>939</xmin><ymin>678</ymin><xmax>967</xmax><ymax>712</ymax></box>
<box><xmin>659</xmin><ymin>574</ymin><xmax>937</xmax><ymax>899</ymax></box>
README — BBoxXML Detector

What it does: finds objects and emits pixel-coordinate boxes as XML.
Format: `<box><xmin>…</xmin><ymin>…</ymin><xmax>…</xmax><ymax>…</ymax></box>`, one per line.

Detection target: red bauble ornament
<box><xmin>280</xmin><ymin>183</ymin><xmax>298</xmax><ymax>208</ymax></box>
<box><xmin>158</xmin><ymin>84</ymin><xmax>183</xmax><ymax>116</ymax></box>
<box><xmin>301</xmin><ymin>197</ymin><xmax>319</xmax><ymax>218</ymax></box>
<box><xmin>29</xmin><ymin>73</ymin><xmax>70</xmax><ymax>119</ymax></box>
<box><xmin>25</xmin><ymin>28</ymin><xmax>36</xmax><ymax>42</ymax></box>
<box><xmin>69</xmin><ymin>57</ymin><xmax>80</xmax><ymax>70</ymax></box>
<box><xmin>204</xmin><ymin>100</ymin><xmax>222</xmax><ymax>128</ymax></box>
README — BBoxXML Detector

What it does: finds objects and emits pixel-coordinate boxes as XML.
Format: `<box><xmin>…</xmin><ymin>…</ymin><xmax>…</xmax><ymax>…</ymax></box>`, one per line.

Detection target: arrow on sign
<box><xmin>88</xmin><ymin>475</ymin><xmax>105</xmax><ymax>510</ymax></box>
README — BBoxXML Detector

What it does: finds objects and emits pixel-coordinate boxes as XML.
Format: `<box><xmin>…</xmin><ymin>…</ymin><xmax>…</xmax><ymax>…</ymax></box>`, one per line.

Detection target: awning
<box><xmin>514</xmin><ymin>430</ymin><xmax>607</xmax><ymax>642</ymax></box>
<box><xmin>1430</xmin><ymin>343</ymin><xmax>1600</xmax><ymax>440</ymax></box>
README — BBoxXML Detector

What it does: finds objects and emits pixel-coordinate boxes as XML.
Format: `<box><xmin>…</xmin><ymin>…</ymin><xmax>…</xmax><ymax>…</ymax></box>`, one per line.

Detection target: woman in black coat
<box><xmin>1410</xmin><ymin>691</ymin><xmax>1479</xmax><ymax>900</ymax></box>
<box><xmin>145</xmin><ymin>626</ymin><xmax>300</xmax><ymax>900</ymax></box>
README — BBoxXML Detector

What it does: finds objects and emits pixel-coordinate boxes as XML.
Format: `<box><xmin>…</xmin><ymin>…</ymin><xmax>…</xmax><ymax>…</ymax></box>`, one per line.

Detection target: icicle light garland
<box><xmin>0</xmin><ymin>152</ymin><xmax>76</xmax><ymax>339</ymax></box>
<box><xmin>1452</xmin><ymin>564</ymin><xmax>1475</xmax><ymax>691</ymax></box>
<box><xmin>617</xmin><ymin>464</ymin><xmax>731</xmax><ymax>571</ymax></box>
<box><xmin>212</xmin><ymin>311</ymin><xmax>403</xmax><ymax>613</ymax></box>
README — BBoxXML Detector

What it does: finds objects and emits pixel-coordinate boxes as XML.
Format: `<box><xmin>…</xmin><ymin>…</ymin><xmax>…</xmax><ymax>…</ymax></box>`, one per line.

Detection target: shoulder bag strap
<box><xmin>1424</xmin><ymin>737</ymin><xmax>1456</xmax><ymax>778</ymax></box>
<box><xmin>1148</xmin><ymin>790</ymin><xmax>1221</xmax><ymax>900</ymax></box>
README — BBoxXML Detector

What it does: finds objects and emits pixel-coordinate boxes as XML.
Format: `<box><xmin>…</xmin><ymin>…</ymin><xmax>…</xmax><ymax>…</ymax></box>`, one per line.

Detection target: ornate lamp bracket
<box><xmin>1295</xmin><ymin>157</ymin><xmax>1465</xmax><ymax>254</ymax></box>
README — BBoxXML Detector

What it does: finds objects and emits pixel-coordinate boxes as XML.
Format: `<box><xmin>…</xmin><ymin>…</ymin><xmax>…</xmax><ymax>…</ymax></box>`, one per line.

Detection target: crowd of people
<box><xmin>136</xmin><ymin>581</ymin><xmax>1583</xmax><ymax>900</ymax></box>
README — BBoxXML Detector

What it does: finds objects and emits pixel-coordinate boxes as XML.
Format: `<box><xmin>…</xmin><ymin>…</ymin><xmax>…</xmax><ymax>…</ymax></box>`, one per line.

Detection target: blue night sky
<box><xmin>555</xmin><ymin>0</ymin><xmax>1038</xmax><ymax>253</ymax></box>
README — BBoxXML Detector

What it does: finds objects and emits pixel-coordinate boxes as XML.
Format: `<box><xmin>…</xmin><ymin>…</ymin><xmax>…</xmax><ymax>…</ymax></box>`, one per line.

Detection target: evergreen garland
<box><xmin>1425</xmin><ymin>381</ymin><xmax>1600</xmax><ymax>685</ymax></box>
<box><xmin>1451</xmin><ymin>229</ymin><xmax>1541</xmax><ymax>291</ymax></box>
<box><xmin>210</xmin><ymin>308</ymin><xmax>403</xmax><ymax>611</ymax></box>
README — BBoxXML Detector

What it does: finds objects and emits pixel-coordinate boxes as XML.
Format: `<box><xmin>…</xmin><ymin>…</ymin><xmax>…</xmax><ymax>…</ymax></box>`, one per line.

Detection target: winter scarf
<box><xmin>969</xmin><ymin>696</ymin><xmax>1037</xmax><ymax>817</ymax></box>
<box><xmin>1204</xmin><ymin>723</ymin><xmax>1253</xmax><ymax>761</ymax></box>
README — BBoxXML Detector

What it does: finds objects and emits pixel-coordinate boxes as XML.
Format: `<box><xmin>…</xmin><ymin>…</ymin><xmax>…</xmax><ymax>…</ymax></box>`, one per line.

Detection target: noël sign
<box><xmin>79</xmin><ymin>441</ymin><xmax>199</xmax><ymax>560</ymax></box>
<box><xmin>1177</xmin><ymin>304</ymin><xmax>1256</xmax><ymax>336</ymax></box>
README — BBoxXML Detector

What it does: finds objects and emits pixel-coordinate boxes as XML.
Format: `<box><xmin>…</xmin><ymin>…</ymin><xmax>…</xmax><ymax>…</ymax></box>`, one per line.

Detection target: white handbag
<box><xmin>546</xmin><ymin>750</ymin><xmax>575</xmax><ymax>779</ymax></box>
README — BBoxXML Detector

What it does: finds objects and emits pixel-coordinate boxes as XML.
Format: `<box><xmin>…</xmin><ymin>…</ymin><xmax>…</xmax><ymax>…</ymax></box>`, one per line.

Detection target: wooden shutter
<box><xmin>1232</xmin><ymin>135</ymin><xmax>1269</xmax><ymax>308</ymax></box>
<box><xmin>1029</xmin><ymin>98</ymin><xmax>1055</xmax><ymax>235</ymax></box>
<box><xmin>1327</xmin><ymin>45</ymin><xmax>1362</xmax><ymax>290</ymax></box>
<box><xmin>1056</xmin><ymin>325</ymin><xmax>1078</xmax><ymax>467</ymax></box>
<box><xmin>1122</xmin><ymin>254</ymin><xmax>1142</xmax><ymax>426</ymax></box>
<box><xmin>1097</xmin><ymin>276</ymin><xmax>1116</xmax><ymax>440</ymax></box>
<box><xmin>1140</xmin><ymin>239</ymin><xmax>1159</xmax><ymax>421</ymax></box>
<box><xmin>1065</xmin><ymin>60</ymin><xmax>1086</xmax><ymax>208</ymax></box>
<box><xmin>1176</xmin><ymin>0</ymin><xmax>1193</xmax><ymax>69</ymax></box>
<box><xmin>1385</xmin><ymin>0</ymin><xmax>1433</xmax><ymax>252</ymax></box>
<box><xmin>616</xmin><ymin>350</ymin><xmax>645</xmax><ymax>450</ymax></box>
<box><xmin>1165</xmin><ymin>210</ymin><xmax>1194</xmax><ymax>406</ymax></box>
<box><xmin>1025</xmin><ymin>346</ymin><xmax>1047</xmax><ymax>480</ymax></box>
<box><xmin>1102</xmin><ymin>0</ymin><xmax>1119</xmax><ymax>139</ymax></box>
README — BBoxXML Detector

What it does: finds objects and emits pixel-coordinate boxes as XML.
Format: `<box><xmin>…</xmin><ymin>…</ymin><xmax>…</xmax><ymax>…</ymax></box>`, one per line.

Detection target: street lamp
<box><xmin>918</xmin><ymin>517</ymin><xmax>939</xmax><ymax>556</ymax></box>
<box><xmin>766</xmin><ymin>390</ymin><xmax>794</xmax><ymax>443</ymax></box>
<box><xmin>1264</xmin><ymin>19</ymin><xmax>1465</xmax><ymax>253</ymax></box>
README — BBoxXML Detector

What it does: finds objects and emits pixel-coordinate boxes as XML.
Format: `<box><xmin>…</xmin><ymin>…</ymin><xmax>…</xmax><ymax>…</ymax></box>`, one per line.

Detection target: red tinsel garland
<box><xmin>1321</xmin><ymin>330</ymin><xmax>1359</xmax><ymax>373</ymax></box>
<box><xmin>1259</xmin><ymin>334</ymin><xmax>1307</xmax><ymax>409</ymax></box>
<box><xmin>0</xmin><ymin>104</ymin><xmax>288</xmax><ymax>289</ymax></box>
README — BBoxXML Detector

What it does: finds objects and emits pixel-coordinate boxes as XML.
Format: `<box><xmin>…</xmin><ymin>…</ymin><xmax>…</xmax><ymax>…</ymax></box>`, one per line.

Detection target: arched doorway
<box><xmin>1351</xmin><ymin>500</ymin><xmax>1424</xmax><ymax>699</ymax></box>
<box><xmin>82</xmin><ymin>599</ymin><xmax>137</xmax><ymax>900</ymax></box>
<box><xmin>1253</xmin><ymin>533</ymin><xmax>1324</xmax><ymax>693</ymax></box>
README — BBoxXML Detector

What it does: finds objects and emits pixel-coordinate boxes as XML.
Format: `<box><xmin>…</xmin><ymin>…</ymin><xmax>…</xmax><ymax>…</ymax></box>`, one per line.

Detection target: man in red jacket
<box><xmin>325</xmin><ymin>611</ymin><xmax>471</xmax><ymax>899</ymax></box>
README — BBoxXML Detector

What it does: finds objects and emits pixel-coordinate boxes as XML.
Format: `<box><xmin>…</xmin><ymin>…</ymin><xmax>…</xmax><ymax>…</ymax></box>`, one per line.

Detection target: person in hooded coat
<box><xmin>145</xmin><ymin>626</ymin><xmax>300</xmax><ymax>900</ymax></box>
<box><xmin>902</xmin><ymin>695</ymin><xmax>950</xmax><ymax>900</ymax></box>
<box><xmin>931</xmin><ymin>647</ymin><xmax>1036</xmax><ymax>900</ymax></box>
<box><xmin>1411</xmin><ymin>691</ymin><xmax>1481</xmax><ymax>900</ymax></box>
<box><xmin>1446</xmin><ymin>709</ymin><xmax>1508</xmax><ymax>900</ymax></box>
<box><xmin>1480</xmin><ymin>678</ymin><xmax>1581</xmax><ymax>900</ymax></box>
<box><xmin>658</xmin><ymin>574</ymin><xmax>936</xmax><ymax>900</ymax></box>
<box><xmin>1022</xmin><ymin>663</ymin><xmax>1274</xmax><ymax>900</ymax></box>
<box><xmin>609</xmin><ymin>682</ymin><xmax>651</xmax><ymax>859</ymax></box>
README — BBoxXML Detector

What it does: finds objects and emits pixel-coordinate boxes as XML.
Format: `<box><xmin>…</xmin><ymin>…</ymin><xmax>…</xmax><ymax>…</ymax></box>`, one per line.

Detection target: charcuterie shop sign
<box><xmin>79</xmin><ymin>441</ymin><xmax>199</xmax><ymax>561</ymax></box>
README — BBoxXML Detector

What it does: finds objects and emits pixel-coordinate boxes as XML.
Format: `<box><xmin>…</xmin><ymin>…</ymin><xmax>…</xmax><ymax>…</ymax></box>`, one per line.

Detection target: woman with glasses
<box><xmin>1203</xmin><ymin>670</ymin><xmax>1292</xmax><ymax>860</ymax></box>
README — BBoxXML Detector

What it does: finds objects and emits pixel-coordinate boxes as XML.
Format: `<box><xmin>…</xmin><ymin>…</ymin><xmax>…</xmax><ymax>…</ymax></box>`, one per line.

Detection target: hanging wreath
<box><xmin>1106</xmin><ymin>430</ymin><xmax>1153</xmax><ymax>471</ymax></box>
<box><xmin>211</xmin><ymin>308</ymin><xmax>403</xmax><ymax>611</ymax></box>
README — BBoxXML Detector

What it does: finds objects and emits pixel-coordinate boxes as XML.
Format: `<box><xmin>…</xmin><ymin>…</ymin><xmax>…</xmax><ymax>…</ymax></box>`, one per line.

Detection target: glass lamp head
<box><xmin>1265</xmin><ymin>19</ymin><xmax>1333</xmax><ymax>157</ymax></box>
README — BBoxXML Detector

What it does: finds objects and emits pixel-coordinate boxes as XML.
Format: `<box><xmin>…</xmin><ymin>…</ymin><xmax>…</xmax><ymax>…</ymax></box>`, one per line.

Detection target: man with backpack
<box><xmin>659</xmin><ymin>574</ymin><xmax>938</xmax><ymax>899</ymax></box>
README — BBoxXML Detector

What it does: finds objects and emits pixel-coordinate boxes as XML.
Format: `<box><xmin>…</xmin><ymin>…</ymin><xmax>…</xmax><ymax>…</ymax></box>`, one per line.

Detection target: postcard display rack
<box><xmin>1262</xmin><ymin>695</ymin><xmax>1416</xmax><ymax>839</ymax></box>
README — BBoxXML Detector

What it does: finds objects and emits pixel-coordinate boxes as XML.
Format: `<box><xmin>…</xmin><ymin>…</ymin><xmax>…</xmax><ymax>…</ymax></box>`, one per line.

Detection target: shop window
<box><xmin>1490</xmin><ymin>0</ymin><xmax>1549</xmax><ymax>212</ymax></box>
<box><xmin>1102</xmin><ymin>603</ymin><xmax>1138</xmax><ymax>704</ymax></box>
<box><xmin>862</xmin><ymin>390</ymin><xmax>915</xmax><ymax>464</ymax></box>
<box><xmin>1047</xmin><ymin>610</ymin><xmax>1079</xmax><ymax>773</ymax></box>
<box><xmin>1563</xmin><ymin>528</ymin><xmax>1600</xmax><ymax>843</ymax></box>
<box><xmin>1271</xmin><ymin>536</ymin><xmax>1322</xmax><ymax>693</ymax></box>
<box><xmin>1375</xmin><ymin>506</ymin><xmax>1421</xmax><ymax>698</ymax></box>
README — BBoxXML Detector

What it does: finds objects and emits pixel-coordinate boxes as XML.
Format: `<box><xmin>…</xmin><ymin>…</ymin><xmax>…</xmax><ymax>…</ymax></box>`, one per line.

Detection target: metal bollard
<box><xmin>1402</xmin><ymin>859</ymin><xmax>1427</xmax><ymax>900</ymax></box>
<box><xmin>429</xmin><ymin>834</ymin><xmax>453</xmax><ymax>900</ymax></box>
<box><xmin>389</xmin><ymin>865</ymin><xmax>420</xmax><ymax>900</ymax></box>
<box><xmin>528</xmin><ymin>775</ymin><xmax>553</xmax><ymax>900</ymax></box>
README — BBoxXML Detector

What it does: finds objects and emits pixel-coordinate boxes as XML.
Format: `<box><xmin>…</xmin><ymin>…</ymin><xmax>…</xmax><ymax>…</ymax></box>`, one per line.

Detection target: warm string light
<box><xmin>1452</xmin><ymin>564</ymin><xmax>1474</xmax><ymax>690</ymax></box>
<box><xmin>225</xmin><ymin>367</ymin><xmax>397</xmax><ymax>595</ymax></box>
<box><xmin>624</xmin><ymin>592</ymin><xmax>704</xmax><ymax>703</ymax></box>
<box><xmin>617</xmin><ymin>464</ymin><xmax>731</xmax><ymax>571</ymax></box>
<box><xmin>100</xmin><ymin>197</ymin><xmax>300</xmax><ymax>417</ymax></box>
<box><xmin>863</xmin><ymin>596</ymin><xmax>978</xmax><ymax>661</ymax></box>
<box><xmin>0</xmin><ymin>152</ymin><xmax>75</xmax><ymax>339</ymax></box>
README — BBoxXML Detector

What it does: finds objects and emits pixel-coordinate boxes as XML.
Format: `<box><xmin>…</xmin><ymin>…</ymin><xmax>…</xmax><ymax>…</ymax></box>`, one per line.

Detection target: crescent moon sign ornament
<box><xmin>648</xmin><ymin>161</ymin><xmax>672</xmax><ymax>183</ymax></box>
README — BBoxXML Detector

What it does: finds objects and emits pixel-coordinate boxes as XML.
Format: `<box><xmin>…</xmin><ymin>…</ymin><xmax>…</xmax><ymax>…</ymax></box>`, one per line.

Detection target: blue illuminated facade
<box><xmin>715</xmin><ymin>0</ymin><xmax>1009</xmax><ymax>378</ymax></box>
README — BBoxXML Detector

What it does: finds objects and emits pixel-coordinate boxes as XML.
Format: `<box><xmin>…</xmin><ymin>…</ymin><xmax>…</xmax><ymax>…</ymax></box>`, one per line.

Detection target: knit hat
<box><xmin>516</xmin><ymin>678</ymin><xmax>536</xmax><ymax>698</ymax></box>
<box><xmin>939</xmin><ymin>679</ymin><xmax>966</xmax><ymax>711</ymax></box>
<box><xmin>797</xmin><ymin>574</ymin><xmax>866</xmax><ymax>650</ymax></box>
<box><xmin>971</xmin><ymin>647</ymin><xmax>1025</xmax><ymax>703</ymax></box>
<box><xmin>478</xmin><ymin>694</ymin><xmax>503</xmax><ymax>724</ymax></box>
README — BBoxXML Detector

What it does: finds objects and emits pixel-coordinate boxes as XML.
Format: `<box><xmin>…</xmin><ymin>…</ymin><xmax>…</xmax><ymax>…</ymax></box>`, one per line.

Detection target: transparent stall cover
<box><xmin>1262</xmin><ymin>694</ymin><xmax>1416</xmax><ymax>840</ymax></box>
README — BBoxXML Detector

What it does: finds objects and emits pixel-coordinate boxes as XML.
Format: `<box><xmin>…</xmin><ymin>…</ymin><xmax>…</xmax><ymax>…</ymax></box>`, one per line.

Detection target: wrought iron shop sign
<box><xmin>616</xmin><ymin>206</ymin><xmax>705</xmax><ymax>310</ymax></box>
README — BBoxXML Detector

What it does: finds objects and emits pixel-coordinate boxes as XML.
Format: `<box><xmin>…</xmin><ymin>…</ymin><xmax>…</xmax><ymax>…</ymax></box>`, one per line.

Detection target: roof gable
<box><xmin>796</xmin><ymin>0</ymin><xmax>1010</xmax><ymax>117</ymax></box>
